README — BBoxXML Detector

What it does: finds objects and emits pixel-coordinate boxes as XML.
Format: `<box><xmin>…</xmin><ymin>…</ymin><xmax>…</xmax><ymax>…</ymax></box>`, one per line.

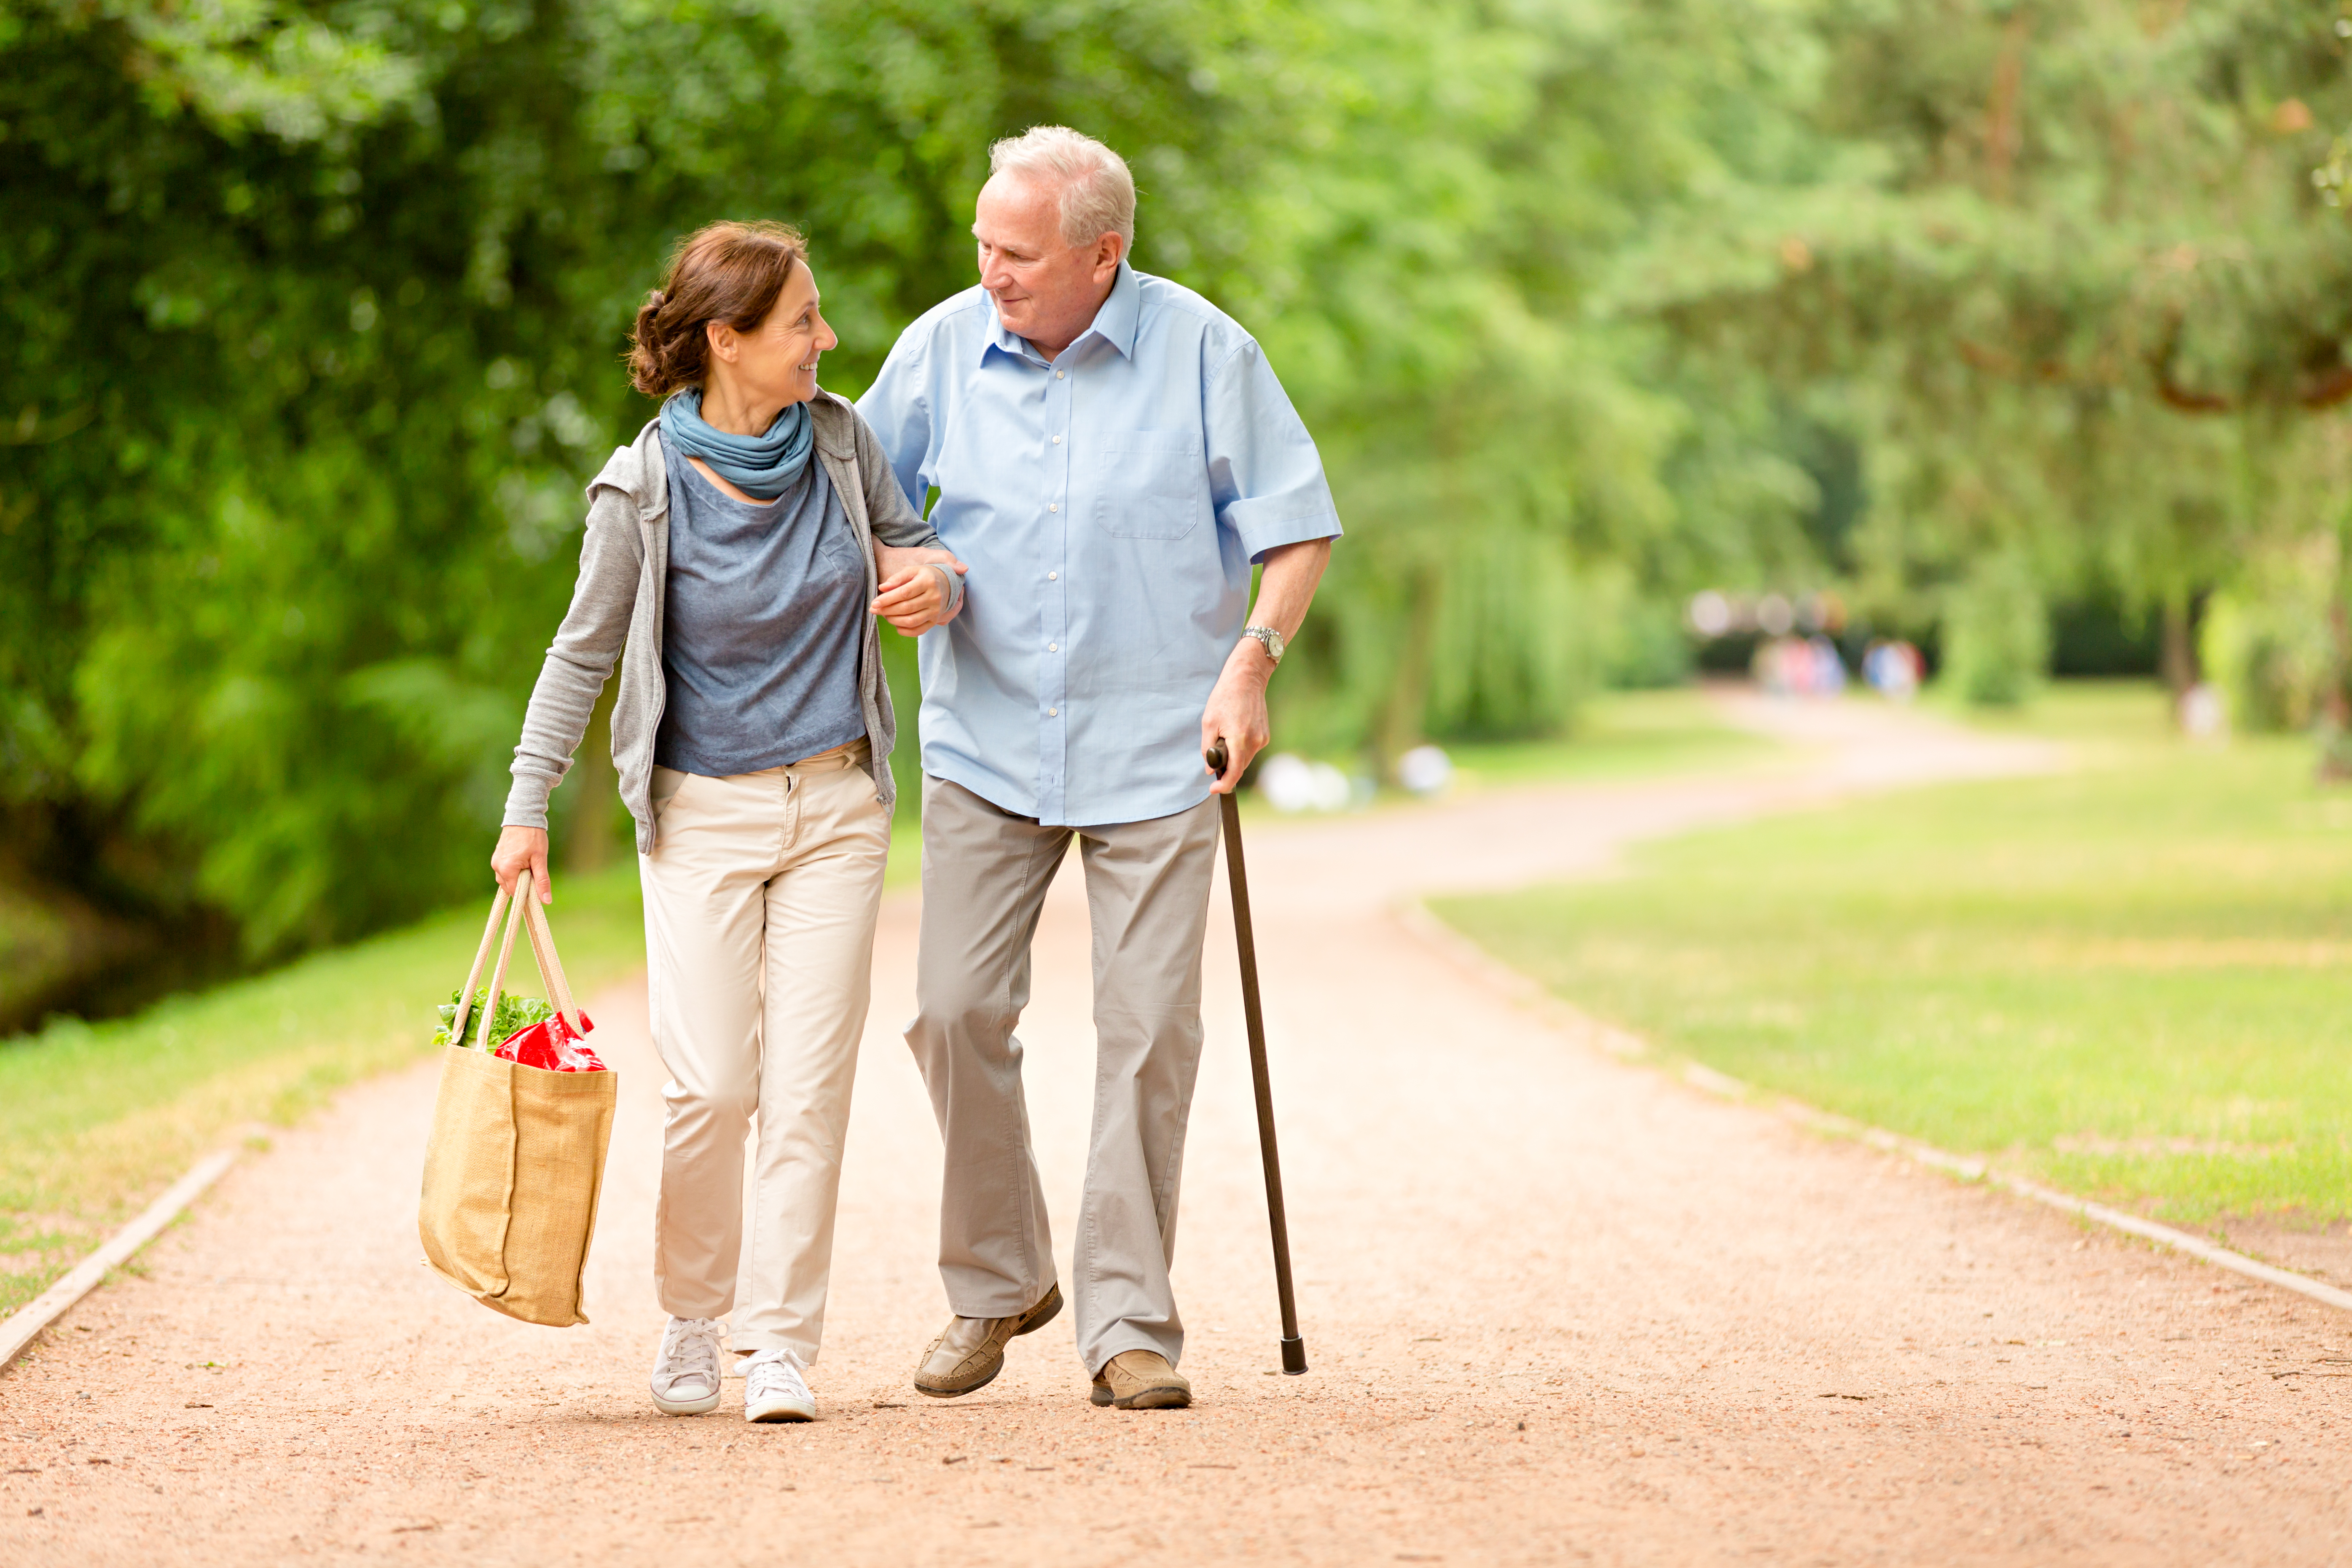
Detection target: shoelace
<box><xmin>744</xmin><ymin>1353</ymin><xmax>808</xmax><ymax>1402</ymax></box>
<box><xmin>660</xmin><ymin>1318</ymin><xmax>721</xmax><ymax>1389</ymax></box>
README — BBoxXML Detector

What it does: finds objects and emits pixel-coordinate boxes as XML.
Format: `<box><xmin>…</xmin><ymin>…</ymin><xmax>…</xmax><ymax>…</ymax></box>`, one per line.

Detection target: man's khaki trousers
<box><xmin>639</xmin><ymin>746</ymin><xmax>889</xmax><ymax>1364</ymax></box>
<box><xmin>905</xmin><ymin>776</ymin><xmax>1221</xmax><ymax>1375</ymax></box>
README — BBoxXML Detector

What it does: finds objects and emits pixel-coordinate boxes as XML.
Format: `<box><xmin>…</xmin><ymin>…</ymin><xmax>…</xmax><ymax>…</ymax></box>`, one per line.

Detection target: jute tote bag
<box><xmin>418</xmin><ymin>871</ymin><xmax>617</xmax><ymax>1327</ymax></box>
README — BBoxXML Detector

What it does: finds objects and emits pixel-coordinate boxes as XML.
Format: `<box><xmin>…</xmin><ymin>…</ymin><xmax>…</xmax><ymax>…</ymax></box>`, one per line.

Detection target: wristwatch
<box><xmin>1241</xmin><ymin>624</ymin><xmax>1286</xmax><ymax>665</ymax></box>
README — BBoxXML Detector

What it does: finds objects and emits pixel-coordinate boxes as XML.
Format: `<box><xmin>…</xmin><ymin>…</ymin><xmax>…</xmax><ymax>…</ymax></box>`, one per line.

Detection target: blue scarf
<box><xmin>659</xmin><ymin>388</ymin><xmax>814</xmax><ymax>500</ymax></box>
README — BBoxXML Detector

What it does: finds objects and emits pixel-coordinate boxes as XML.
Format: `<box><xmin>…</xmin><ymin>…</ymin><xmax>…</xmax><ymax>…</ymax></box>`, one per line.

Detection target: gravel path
<box><xmin>6</xmin><ymin>695</ymin><xmax>2347</xmax><ymax>1565</ymax></box>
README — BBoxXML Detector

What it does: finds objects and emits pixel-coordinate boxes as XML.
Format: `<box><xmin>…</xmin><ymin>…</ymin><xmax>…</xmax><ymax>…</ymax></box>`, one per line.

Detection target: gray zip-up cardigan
<box><xmin>503</xmin><ymin>387</ymin><xmax>948</xmax><ymax>852</ymax></box>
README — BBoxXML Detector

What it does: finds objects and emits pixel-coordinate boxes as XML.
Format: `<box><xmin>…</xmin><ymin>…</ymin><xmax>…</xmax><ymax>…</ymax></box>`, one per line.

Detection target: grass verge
<box><xmin>1440</xmin><ymin>686</ymin><xmax>1781</xmax><ymax>790</ymax></box>
<box><xmin>0</xmin><ymin>867</ymin><xmax>649</xmax><ymax>1318</ymax></box>
<box><xmin>1433</xmin><ymin>682</ymin><xmax>2352</xmax><ymax>1230</ymax></box>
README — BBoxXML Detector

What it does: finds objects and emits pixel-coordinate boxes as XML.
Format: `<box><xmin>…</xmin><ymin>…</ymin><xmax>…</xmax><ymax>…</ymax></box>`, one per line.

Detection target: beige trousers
<box><xmin>639</xmin><ymin>744</ymin><xmax>889</xmax><ymax>1363</ymax></box>
<box><xmin>905</xmin><ymin>776</ymin><xmax>1221</xmax><ymax>1375</ymax></box>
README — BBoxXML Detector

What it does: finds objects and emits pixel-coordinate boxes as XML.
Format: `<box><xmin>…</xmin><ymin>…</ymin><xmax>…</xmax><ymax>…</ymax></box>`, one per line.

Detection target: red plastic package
<box><xmin>494</xmin><ymin>1009</ymin><xmax>607</xmax><ymax>1073</ymax></box>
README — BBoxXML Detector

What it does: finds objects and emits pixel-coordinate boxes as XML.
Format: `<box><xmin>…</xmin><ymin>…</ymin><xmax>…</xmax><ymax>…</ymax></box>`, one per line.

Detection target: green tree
<box><xmin>1632</xmin><ymin>0</ymin><xmax>2352</xmax><ymax>710</ymax></box>
<box><xmin>1</xmin><ymin>0</ymin><xmax>1287</xmax><ymax>980</ymax></box>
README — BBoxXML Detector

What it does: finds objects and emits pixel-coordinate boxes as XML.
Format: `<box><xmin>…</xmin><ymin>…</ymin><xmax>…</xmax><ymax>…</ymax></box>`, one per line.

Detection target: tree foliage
<box><xmin>3</xmin><ymin>0</ymin><xmax>1277</xmax><ymax>961</ymax></box>
<box><xmin>6</xmin><ymin>0</ymin><xmax>2352</xmax><ymax>1001</ymax></box>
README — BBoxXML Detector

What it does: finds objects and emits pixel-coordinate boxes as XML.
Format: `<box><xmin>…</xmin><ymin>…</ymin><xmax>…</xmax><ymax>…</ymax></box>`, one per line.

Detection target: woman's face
<box><xmin>707</xmin><ymin>260</ymin><xmax>837</xmax><ymax>410</ymax></box>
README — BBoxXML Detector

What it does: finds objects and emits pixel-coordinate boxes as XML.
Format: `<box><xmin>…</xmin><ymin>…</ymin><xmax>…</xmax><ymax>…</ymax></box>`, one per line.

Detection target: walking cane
<box><xmin>1206</xmin><ymin>738</ymin><xmax>1309</xmax><ymax>1375</ymax></box>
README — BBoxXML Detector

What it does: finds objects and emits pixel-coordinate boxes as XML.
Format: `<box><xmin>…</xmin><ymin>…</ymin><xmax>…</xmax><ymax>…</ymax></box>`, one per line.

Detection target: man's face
<box><xmin>973</xmin><ymin>171</ymin><xmax>1122</xmax><ymax>355</ymax></box>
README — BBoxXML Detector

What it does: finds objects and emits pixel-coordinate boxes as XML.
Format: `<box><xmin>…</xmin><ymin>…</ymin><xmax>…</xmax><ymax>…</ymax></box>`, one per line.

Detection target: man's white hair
<box><xmin>988</xmin><ymin>125</ymin><xmax>1136</xmax><ymax>252</ymax></box>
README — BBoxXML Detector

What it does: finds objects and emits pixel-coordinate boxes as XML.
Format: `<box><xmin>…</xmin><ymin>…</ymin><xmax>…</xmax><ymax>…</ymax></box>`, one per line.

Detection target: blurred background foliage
<box><xmin>3</xmin><ymin>0</ymin><xmax>2350</xmax><ymax>1027</ymax></box>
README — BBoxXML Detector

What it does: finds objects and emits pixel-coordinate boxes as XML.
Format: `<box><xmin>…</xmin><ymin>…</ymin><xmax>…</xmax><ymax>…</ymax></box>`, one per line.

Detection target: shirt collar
<box><xmin>979</xmin><ymin>262</ymin><xmax>1141</xmax><ymax>366</ymax></box>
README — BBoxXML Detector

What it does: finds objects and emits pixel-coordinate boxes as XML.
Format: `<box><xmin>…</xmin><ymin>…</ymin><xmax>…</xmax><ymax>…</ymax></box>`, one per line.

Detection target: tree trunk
<box><xmin>2158</xmin><ymin>593</ymin><xmax>2202</xmax><ymax>700</ymax></box>
<box><xmin>1376</xmin><ymin>561</ymin><xmax>1442</xmax><ymax>782</ymax></box>
<box><xmin>1983</xmin><ymin>11</ymin><xmax>2031</xmax><ymax>203</ymax></box>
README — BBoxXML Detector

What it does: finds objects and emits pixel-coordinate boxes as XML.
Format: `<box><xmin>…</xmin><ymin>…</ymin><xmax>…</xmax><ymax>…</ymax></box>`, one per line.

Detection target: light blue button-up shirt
<box><xmin>857</xmin><ymin>263</ymin><xmax>1342</xmax><ymax>827</ymax></box>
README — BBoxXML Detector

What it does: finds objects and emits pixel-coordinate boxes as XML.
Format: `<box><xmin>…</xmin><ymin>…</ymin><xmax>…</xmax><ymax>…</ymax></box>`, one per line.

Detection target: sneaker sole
<box><xmin>745</xmin><ymin>1399</ymin><xmax>816</xmax><ymax>1423</ymax></box>
<box><xmin>651</xmin><ymin>1388</ymin><xmax>722</xmax><ymax>1417</ymax></box>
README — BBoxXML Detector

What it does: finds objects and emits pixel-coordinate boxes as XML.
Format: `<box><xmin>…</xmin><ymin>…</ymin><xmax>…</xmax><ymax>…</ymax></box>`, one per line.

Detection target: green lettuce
<box><xmin>433</xmin><ymin>987</ymin><xmax>557</xmax><ymax>1050</ymax></box>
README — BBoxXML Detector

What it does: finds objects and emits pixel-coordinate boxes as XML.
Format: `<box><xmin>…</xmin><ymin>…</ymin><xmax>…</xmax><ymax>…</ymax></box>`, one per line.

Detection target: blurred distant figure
<box><xmin>1753</xmin><ymin>634</ymin><xmax>1850</xmax><ymax>698</ymax></box>
<box><xmin>1808</xmin><ymin>635</ymin><xmax>1847</xmax><ymax>696</ymax></box>
<box><xmin>1864</xmin><ymin>639</ymin><xmax>1924</xmax><ymax>702</ymax></box>
<box><xmin>1259</xmin><ymin>754</ymin><xmax>1355</xmax><ymax>812</ymax></box>
<box><xmin>1397</xmin><ymin>744</ymin><xmax>1454</xmax><ymax>796</ymax></box>
<box><xmin>2179</xmin><ymin>681</ymin><xmax>2227</xmax><ymax>739</ymax></box>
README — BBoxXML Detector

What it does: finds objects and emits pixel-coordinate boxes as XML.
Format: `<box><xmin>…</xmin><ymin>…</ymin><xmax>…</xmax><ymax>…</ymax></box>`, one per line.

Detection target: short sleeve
<box><xmin>1202</xmin><ymin>338</ymin><xmax>1343</xmax><ymax>563</ymax></box>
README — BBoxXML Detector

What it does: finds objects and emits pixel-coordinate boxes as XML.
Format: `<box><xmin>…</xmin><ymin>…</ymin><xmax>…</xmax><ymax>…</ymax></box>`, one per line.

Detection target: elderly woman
<box><xmin>491</xmin><ymin>220</ymin><xmax>962</xmax><ymax>1425</ymax></box>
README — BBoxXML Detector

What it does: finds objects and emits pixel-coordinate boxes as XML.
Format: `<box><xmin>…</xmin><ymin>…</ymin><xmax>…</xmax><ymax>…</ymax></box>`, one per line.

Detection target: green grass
<box><xmin>0</xmin><ymin>866</ymin><xmax>650</xmax><ymax>1317</ymax></box>
<box><xmin>1440</xmin><ymin>686</ymin><xmax>1781</xmax><ymax>789</ymax></box>
<box><xmin>1434</xmin><ymin>680</ymin><xmax>2352</xmax><ymax>1228</ymax></box>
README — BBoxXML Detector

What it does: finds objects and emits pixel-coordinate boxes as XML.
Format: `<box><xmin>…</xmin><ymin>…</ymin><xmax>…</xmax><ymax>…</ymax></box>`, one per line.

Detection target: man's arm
<box><xmin>1196</xmin><ymin>335</ymin><xmax>1344</xmax><ymax>793</ymax></box>
<box><xmin>1200</xmin><ymin>537</ymin><xmax>1333</xmax><ymax>792</ymax></box>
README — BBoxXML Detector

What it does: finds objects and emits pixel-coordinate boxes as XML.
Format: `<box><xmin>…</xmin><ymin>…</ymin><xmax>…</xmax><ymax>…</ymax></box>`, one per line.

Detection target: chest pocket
<box><xmin>814</xmin><ymin>458</ymin><xmax>865</xmax><ymax>579</ymax></box>
<box><xmin>816</xmin><ymin>510</ymin><xmax>862</xmax><ymax>577</ymax></box>
<box><xmin>1091</xmin><ymin>430</ymin><xmax>1205</xmax><ymax>540</ymax></box>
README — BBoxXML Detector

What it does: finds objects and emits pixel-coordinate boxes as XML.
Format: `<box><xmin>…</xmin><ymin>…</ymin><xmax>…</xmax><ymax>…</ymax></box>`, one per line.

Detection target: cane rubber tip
<box><xmin>1280</xmin><ymin>1337</ymin><xmax>1308</xmax><ymax>1375</ymax></box>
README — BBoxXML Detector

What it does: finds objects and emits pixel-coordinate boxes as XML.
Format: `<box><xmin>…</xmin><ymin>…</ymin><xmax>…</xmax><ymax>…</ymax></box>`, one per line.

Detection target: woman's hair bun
<box><xmin>626</xmin><ymin>223</ymin><xmax>806</xmax><ymax>399</ymax></box>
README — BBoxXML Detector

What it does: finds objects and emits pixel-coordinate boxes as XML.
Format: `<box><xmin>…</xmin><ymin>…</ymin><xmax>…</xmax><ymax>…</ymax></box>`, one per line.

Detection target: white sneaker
<box><xmin>650</xmin><ymin>1316</ymin><xmax>724</xmax><ymax>1416</ymax></box>
<box><xmin>742</xmin><ymin>1349</ymin><xmax>816</xmax><ymax>1423</ymax></box>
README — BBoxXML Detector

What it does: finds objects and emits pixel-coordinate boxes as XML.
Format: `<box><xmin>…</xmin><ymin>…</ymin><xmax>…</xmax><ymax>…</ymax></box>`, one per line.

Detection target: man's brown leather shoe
<box><xmin>1088</xmin><ymin>1349</ymin><xmax>1191</xmax><ymax>1410</ymax></box>
<box><xmin>911</xmin><ymin>1283</ymin><xmax>1063</xmax><ymax>1397</ymax></box>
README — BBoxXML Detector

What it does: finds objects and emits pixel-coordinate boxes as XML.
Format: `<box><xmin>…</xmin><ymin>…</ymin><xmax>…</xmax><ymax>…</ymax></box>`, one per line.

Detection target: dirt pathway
<box><xmin>6</xmin><ymin>695</ymin><xmax>2347</xmax><ymax>1565</ymax></box>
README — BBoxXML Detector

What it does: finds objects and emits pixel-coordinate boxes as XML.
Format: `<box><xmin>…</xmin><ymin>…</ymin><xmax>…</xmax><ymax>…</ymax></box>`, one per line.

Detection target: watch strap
<box><xmin>1243</xmin><ymin>624</ymin><xmax>1286</xmax><ymax>664</ymax></box>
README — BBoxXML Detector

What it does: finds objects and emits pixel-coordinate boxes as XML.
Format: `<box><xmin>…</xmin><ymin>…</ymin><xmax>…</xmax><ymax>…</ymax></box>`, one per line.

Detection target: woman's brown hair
<box><xmin>627</xmin><ymin>220</ymin><xmax>808</xmax><ymax>398</ymax></box>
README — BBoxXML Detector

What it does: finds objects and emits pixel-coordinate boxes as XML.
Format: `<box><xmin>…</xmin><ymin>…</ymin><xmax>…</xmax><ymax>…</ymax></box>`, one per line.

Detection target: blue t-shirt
<box><xmin>653</xmin><ymin>432</ymin><xmax>867</xmax><ymax>777</ymax></box>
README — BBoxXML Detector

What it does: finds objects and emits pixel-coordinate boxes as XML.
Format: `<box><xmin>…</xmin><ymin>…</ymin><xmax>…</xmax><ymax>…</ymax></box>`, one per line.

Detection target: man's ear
<box><xmin>1094</xmin><ymin>232</ymin><xmax>1126</xmax><ymax>280</ymax></box>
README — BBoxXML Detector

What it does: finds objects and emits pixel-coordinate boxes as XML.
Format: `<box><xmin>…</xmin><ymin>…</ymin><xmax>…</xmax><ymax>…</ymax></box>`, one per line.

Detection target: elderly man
<box><xmin>858</xmin><ymin>125</ymin><xmax>1341</xmax><ymax>1411</ymax></box>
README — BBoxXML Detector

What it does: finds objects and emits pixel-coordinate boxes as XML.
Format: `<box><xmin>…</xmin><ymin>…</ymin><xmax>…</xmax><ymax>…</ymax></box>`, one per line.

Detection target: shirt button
<box><xmin>1049</xmin><ymin>643</ymin><xmax>1058</xmax><ymax>652</ymax></box>
<box><xmin>1048</xmin><ymin>707</ymin><xmax>1058</xmax><ymax>717</ymax></box>
<box><xmin>1052</xmin><ymin>435</ymin><xmax>1062</xmax><ymax>444</ymax></box>
<box><xmin>1048</xmin><ymin>571</ymin><xmax>1058</xmax><ymax>581</ymax></box>
<box><xmin>1055</xmin><ymin>370</ymin><xmax>1065</xmax><ymax>379</ymax></box>
<box><xmin>1048</xmin><ymin>503</ymin><xmax>1058</xmax><ymax>513</ymax></box>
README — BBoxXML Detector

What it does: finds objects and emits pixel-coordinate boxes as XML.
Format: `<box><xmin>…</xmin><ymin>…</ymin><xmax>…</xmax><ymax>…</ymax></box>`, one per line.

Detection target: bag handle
<box><xmin>453</xmin><ymin>871</ymin><xmax>588</xmax><ymax>1052</ymax></box>
<box><xmin>444</xmin><ymin>883</ymin><xmax>513</xmax><ymax>1051</ymax></box>
<box><xmin>474</xmin><ymin>871</ymin><xmax>534</xmax><ymax>1053</ymax></box>
<box><xmin>519</xmin><ymin>887</ymin><xmax>585</xmax><ymax>1036</ymax></box>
